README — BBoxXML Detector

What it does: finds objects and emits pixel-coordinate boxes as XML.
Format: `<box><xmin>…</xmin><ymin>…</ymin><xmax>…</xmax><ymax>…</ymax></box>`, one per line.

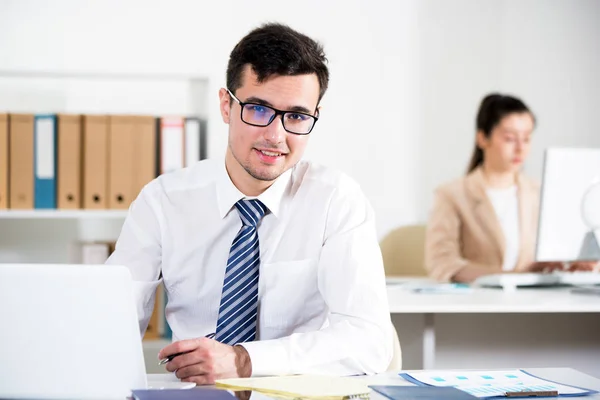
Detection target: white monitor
<box><xmin>536</xmin><ymin>148</ymin><xmax>600</xmax><ymax>262</ymax></box>
<box><xmin>0</xmin><ymin>263</ymin><xmax>148</xmax><ymax>400</ymax></box>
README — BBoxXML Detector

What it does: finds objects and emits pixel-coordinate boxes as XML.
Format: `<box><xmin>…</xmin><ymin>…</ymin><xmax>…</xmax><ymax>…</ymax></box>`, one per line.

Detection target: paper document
<box><xmin>388</xmin><ymin>280</ymin><xmax>472</xmax><ymax>294</ymax></box>
<box><xmin>215</xmin><ymin>375</ymin><xmax>371</xmax><ymax>400</ymax></box>
<box><xmin>401</xmin><ymin>369</ymin><xmax>596</xmax><ymax>398</ymax></box>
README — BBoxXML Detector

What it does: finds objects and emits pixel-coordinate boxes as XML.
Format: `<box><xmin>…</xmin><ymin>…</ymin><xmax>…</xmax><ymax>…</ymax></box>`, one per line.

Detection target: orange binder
<box><xmin>82</xmin><ymin>115</ymin><xmax>108</xmax><ymax>209</ymax></box>
<box><xmin>57</xmin><ymin>114</ymin><xmax>82</xmax><ymax>209</ymax></box>
<box><xmin>9</xmin><ymin>114</ymin><xmax>34</xmax><ymax>209</ymax></box>
<box><xmin>132</xmin><ymin>116</ymin><xmax>157</xmax><ymax>199</ymax></box>
<box><xmin>108</xmin><ymin>116</ymin><xmax>136</xmax><ymax>209</ymax></box>
<box><xmin>144</xmin><ymin>285</ymin><xmax>162</xmax><ymax>340</ymax></box>
<box><xmin>0</xmin><ymin>114</ymin><xmax>7</xmax><ymax>209</ymax></box>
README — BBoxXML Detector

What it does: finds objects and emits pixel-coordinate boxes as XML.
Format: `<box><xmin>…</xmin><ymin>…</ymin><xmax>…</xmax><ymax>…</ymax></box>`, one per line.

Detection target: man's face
<box><xmin>219</xmin><ymin>65</ymin><xmax>320</xmax><ymax>192</ymax></box>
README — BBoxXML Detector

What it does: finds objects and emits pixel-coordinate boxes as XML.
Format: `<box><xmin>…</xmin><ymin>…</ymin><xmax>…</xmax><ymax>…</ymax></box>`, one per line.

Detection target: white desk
<box><xmin>386</xmin><ymin>279</ymin><xmax>600</xmax><ymax>378</ymax></box>
<box><xmin>362</xmin><ymin>368</ymin><xmax>600</xmax><ymax>398</ymax></box>
<box><xmin>149</xmin><ymin>367</ymin><xmax>600</xmax><ymax>398</ymax></box>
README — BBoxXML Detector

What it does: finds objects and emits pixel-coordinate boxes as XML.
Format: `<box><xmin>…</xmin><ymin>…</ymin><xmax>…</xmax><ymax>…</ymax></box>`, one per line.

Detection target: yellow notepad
<box><xmin>215</xmin><ymin>375</ymin><xmax>371</xmax><ymax>400</ymax></box>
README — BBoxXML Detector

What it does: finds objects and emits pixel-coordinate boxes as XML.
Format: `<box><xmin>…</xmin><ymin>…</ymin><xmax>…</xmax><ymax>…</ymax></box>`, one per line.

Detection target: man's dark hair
<box><xmin>226</xmin><ymin>23</ymin><xmax>329</xmax><ymax>103</ymax></box>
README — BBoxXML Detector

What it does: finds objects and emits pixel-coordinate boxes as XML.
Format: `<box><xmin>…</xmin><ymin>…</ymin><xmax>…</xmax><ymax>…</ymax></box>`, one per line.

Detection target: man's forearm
<box><xmin>240</xmin><ymin>321</ymin><xmax>391</xmax><ymax>377</ymax></box>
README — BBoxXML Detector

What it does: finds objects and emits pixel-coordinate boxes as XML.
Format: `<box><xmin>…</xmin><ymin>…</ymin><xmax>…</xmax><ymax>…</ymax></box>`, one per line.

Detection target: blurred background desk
<box><xmin>387</xmin><ymin>278</ymin><xmax>600</xmax><ymax>378</ymax></box>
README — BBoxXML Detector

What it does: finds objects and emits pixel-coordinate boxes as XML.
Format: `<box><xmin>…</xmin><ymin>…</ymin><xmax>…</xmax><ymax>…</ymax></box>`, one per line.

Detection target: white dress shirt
<box><xmin>106</xmin><ymin>158</ymin><xmax>392</xmax><ymax>376</ymax></box>
<box><xmin>486</xmin><ymin>185</ymin><xmax>520</xmax><ymax>271</ymax></box>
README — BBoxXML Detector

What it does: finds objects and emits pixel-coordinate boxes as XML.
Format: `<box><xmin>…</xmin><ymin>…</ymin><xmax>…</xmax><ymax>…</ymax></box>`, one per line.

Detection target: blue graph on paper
<box><xmin>401</xmin><ymin>370</ymin><xmax>594</xmax><ymax>398</ymax></box>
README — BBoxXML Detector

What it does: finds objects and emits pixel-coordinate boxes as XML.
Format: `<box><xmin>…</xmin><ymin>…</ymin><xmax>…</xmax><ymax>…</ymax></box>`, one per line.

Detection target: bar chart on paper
<box><xmin>400</xmin><ymin>369</ymin><xmax>596</xmax><ymax>398</ymax></box>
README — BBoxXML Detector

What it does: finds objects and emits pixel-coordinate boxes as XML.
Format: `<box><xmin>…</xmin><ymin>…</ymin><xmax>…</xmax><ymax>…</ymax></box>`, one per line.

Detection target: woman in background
<box><xmin>425</xmin><ymin>93</ymin><xmax>594</xmax><ymax>282</ymax></box>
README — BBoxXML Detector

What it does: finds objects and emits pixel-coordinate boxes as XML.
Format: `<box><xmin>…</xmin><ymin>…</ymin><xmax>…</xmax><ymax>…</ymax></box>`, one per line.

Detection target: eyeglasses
<box><xmin>227</xmin><ymin>89</ymin><xmax>318</xmax><ymax>135</ymax></box>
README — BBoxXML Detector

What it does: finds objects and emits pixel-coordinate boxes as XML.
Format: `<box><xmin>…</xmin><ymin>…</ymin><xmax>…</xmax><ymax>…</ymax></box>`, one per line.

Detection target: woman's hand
<box><xmin>526</xmin><ymin>261</ymin><xmax>564</xmax><ymax>273</ymax></box>
<box><xmin>567</xmin><ymin>260</ymin><xmax>599</xmax><ymax>272</ymax></box>
<box><xmin>527</xmin><ymin>260</ymin><xmax>599</xmax><ymax>273</ymax></box>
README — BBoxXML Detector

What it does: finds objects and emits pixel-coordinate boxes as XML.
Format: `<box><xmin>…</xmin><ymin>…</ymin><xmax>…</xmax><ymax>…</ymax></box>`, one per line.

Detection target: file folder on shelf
<box><xmin>144</xmin><ymin>284</ymin><xmax>162</xmax><ymax>340</ymax></box>
<box><xmin>0</xmin><ymin>113</ymin><xmax>7</xmax><ymax>209</ymax></box>
<box><xmin>82</xmin><ymin>115</ymin><xmax>109</xmax><ymax>209</ymax></box>
<box><xmin>158</xmin><ymin>117</ymin><xmax>184</xmax><ymax>175</ymax></box>
<box><xmin>132</xmin><ymin>116</ymin><xmax>157</xmax><ymax>199</ymax></box>
<box><xmin>184</xmin><ymin>117</ymin><xmax>202</xmax><ymax>167</ymax></box>
<box><xmin>57</xmin><ymin>114</ymin><xmax>82</xmax><ymax>209</ymax></box>
<box><xmin>108</xmin><ymin>116</ymin><xmax>136</xmax><ymax>209</ymax></box>
<box><xmin>9</xmin><ymin>114</ymin><xmax>34</xmax><ymax>209</ymax></box>
<box><xmin>34</xmin><ymin>114</ymin><xmax>57</xmax><ymax>209</ymax></box>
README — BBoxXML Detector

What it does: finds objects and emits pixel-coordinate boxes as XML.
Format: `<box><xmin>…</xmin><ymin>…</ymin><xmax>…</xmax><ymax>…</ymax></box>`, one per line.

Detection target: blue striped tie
<box><xmin>214</xmin><ymin>199</ymin><xmax>268</xmax><ymax>345</ymax></box>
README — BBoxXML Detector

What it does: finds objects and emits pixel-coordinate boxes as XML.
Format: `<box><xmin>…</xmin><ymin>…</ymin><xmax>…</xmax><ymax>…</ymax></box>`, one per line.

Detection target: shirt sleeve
<box><xmin>242</xmin><ymin>179</ymin><xmax>393</xmax><ymax>376</ymax></box>
<box><xmin>105</xmin><ymin>183</ymin><xmax>163</xmax><ymax>336</ymax></box>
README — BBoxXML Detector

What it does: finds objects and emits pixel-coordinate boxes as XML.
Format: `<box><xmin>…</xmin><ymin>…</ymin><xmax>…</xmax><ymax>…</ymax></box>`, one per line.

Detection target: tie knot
<box><xmin>235</xmin><ymin>199</ymin><xmax>268</xmax><ymax>227</ymax></box>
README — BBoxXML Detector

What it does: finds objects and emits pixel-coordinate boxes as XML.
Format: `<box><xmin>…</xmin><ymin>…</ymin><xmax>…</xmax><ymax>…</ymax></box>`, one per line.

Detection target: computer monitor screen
<box><xmin>536</xmin><ymin>148</ymin><xmax>600</xmax><ymax>262</ymax></box>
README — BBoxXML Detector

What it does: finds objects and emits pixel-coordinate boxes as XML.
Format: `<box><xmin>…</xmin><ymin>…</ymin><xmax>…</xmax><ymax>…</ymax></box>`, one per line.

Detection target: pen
<box><xmin>158</xmin><ymin>332</ymin><xmax>216</xmax><ymax>365</ymax></box>
<box><xmin>505</xmin><ymin>390</ymin><xmax>558</xmax><ymax>397</ymax></box>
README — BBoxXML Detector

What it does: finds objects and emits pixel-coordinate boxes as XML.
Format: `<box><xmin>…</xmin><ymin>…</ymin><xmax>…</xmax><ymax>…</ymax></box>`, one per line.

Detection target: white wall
<box><xmin>0</xmin><ymin>0</ymin><xmax>599</xmax><ymax>238</ymax></box>
<box><xmin>417</xmin><ymin>0</ymin><xmax>600</xmax><ymax>220</ymax></box>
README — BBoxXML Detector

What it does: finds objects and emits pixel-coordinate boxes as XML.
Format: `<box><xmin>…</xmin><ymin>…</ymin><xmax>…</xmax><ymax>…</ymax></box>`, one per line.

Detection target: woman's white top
<box><xmin>486</xmin><ymin>185</ymin><xmax>520</xmax><ymax>271</ymax></box>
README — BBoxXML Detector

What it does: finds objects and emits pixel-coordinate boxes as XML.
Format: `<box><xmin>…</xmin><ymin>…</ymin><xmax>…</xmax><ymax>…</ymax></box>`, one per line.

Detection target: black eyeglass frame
<box><xmin>226</xmin><ymin>88</ymin><xmax>319</xmax><ymax>135</ymax></box>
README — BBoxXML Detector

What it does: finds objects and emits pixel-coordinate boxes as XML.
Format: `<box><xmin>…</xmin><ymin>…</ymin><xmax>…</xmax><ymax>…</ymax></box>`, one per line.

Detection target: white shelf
<box><xmin>0</xmin><ymin>210</ymin><xmax>128</xmax><ymax>219</ymax></box>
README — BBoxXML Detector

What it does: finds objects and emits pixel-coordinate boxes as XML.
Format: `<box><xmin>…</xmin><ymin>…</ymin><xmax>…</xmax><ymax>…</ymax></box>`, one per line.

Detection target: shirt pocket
<box><xmin>259</xmin><ymin>258</ymin><xmax>319</xmax><ymax>330</ymax></box>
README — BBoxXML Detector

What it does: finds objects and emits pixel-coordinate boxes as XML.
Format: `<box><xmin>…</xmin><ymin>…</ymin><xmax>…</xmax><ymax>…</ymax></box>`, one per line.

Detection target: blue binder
<box><xmin>370</xmin><ymin>385</ymin><xmax>477</xmax><ymax>399</ymax></box>
<box><xmin>131</xmin><ymin>388</ymin><xmax>236</xmax><ymax>400</ymax></box>
<box><xmin>34</xmin><ymin>114</ymin><xmax>57</xmax><ymax>209</ymax></box>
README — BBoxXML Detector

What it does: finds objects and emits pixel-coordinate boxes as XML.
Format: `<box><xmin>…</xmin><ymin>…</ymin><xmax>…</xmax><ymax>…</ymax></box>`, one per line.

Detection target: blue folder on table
<box><xmin>131</xmin><ymin>388</ymin><xmax>236</xmax><ymax>400</ymax></box>
<box><xmin>370</xmin><ymin>385</ymin><xmax>477</xmax><ymax>399</ymax></box>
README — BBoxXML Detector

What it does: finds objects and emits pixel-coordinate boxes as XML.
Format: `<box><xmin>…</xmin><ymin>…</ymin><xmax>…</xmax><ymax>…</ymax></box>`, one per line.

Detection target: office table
<box><xmin>387</xmin><ymin>278</ymin><xmax>600</xmax><ymax>377</ymax></box>
<box><xmin>359</xmin><ymin>368</ymin><xmax>600</xmax><ymax>398</ymax></box>
<box><xmin>148</xmin><ymin>367</ymin><xmax>600</xmax><ymax>398</ymax></box>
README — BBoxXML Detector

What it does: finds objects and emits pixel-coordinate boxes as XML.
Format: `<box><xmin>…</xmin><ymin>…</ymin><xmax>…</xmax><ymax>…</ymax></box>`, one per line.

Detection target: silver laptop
<box><xmin>0</xmin><ymin>263</ymin><xmax>147</xmax><ymax>400</ymax></box>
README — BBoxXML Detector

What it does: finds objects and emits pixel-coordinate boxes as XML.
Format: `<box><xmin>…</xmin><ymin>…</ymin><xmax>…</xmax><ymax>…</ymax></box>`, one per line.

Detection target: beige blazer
<box><xmin>425</xmin><ymin>167</ymin><xmax>540</xmax><ymax>282</ymax></box>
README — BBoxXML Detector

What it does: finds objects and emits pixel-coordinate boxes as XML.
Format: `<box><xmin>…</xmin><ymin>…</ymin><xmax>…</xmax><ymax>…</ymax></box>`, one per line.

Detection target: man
<box><xmin>106</xmin><ymin>23</ymin><xmax>392</xmax><ymax>385</ymax></box>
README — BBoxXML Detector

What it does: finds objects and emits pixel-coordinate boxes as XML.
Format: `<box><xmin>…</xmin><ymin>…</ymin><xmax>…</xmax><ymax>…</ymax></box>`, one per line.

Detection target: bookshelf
<box><xmin>0</xmin><ymin>210</ymin><xmax>128</xmax><ymax>262</ymax></box>
<box><xmin>0</xmin><ymin>69</ymin><xmax>209</xmax><ymax>264</ymax></box>
<box><xmin>0</xmin><ymin>69</ymin><xmax>210</xmax><ymax>372</ymax></box>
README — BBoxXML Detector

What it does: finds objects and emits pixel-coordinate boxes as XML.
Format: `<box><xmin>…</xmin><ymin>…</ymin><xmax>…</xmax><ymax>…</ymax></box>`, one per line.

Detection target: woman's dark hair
<box><xmin>226</xmin><ymin>23</ymin><xmax>330</xmax><ymax>103</ymax></box>
<box><xmin>466</xmin><ymin>93</ymin><xmax>535</xmax><ymax>173</ymax></box>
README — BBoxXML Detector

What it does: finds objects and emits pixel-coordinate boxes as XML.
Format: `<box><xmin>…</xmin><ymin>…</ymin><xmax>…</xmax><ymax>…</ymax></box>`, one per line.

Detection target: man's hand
<box><xmin>158</xmin><ymin>337</ymin><xmax>252</xmax><ymax>385</ymax></box>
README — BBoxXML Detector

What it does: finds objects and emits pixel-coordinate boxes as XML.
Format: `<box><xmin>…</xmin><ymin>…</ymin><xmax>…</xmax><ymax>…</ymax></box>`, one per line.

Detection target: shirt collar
<box><xmin>216</xmin><ymin>160</ymin><xmax>292</xmax><ymax>220</ymax></box>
